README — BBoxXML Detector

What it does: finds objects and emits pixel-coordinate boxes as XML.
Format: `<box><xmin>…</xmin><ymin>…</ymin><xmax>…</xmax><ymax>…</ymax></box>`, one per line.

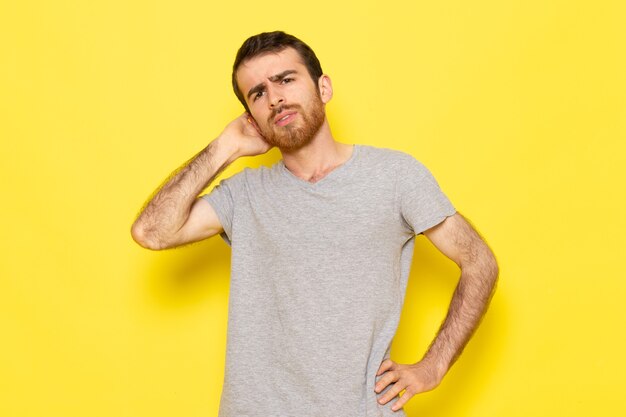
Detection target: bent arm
<box><xmin>421</xmin><ymin>212</ymin><xmax>499</xmax><ymax>379</ymax></box>
<box><xmin>130</xmin><ymin>113</ymin><xmax>272</xmax><ymax>250</ymax></box>
<box><xmin>130</xmin><ymin>137</ymin><xmax>236</xmax><ymax>250</ymax></box>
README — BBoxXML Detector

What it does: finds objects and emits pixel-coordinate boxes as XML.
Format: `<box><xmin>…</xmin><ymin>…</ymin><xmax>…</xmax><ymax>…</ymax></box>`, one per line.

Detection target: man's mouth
<box><xmin>274</xmin><ymin>111</ymin><xmax>297</xmax><ymax>126</ymax></box>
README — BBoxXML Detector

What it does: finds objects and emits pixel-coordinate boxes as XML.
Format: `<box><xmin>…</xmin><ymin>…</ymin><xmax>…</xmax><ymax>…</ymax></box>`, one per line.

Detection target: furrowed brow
<box><xmin>268</xmin><ymin>69</ymin><xmax>297</xmax><ymax>82</ymax></box>
<box><xmin>246</xmin><ymin>70</ymin><xmax>298</xmax><ymax>101</ymax></box>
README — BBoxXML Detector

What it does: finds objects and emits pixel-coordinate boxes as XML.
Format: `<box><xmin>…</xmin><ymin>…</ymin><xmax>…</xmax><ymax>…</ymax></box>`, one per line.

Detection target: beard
<box><xmin>259</xmin><ymin>97</ymin><xmax>326</xmax><ymax>152</ymax></box>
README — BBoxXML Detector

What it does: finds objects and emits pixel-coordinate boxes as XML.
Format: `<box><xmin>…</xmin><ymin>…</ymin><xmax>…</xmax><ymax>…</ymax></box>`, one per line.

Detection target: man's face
<box><xmin>235</xmin><ymin>48</ymin><xmax>328</xmax><ymax>151</ymax></box>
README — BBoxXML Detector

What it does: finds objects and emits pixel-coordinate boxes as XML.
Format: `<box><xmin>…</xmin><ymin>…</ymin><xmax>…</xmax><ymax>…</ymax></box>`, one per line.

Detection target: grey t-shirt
<box><xmin>201</xmin><ymin>144</ymin><xmax>456</xmax><ymax>417</ymax></box>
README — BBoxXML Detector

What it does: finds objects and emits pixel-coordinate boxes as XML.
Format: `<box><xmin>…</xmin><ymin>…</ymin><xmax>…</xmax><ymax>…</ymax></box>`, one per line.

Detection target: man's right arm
<box><xmin>130</xmin><ymin>113</ymin><xmax>270</xmax><ymax>250</ymax></box>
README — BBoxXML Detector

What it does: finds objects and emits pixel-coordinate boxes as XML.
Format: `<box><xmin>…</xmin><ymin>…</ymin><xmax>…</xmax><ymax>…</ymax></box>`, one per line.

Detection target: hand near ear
<box><xmin>220</xmin><ymin>112</ymin><xmax>272</xmax><ymax>158</ymax></box>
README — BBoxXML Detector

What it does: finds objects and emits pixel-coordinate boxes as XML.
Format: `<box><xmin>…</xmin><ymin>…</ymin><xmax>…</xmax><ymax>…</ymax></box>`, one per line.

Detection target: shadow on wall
<box><xmin>142</xmin><ymin>236</ymin><xmax>232</xmax><ymax>310</ymax></box>
<box><xmin>394</xmin><ymin>234</ymin><xmax>508</xmax><ymax>416</ymax></box>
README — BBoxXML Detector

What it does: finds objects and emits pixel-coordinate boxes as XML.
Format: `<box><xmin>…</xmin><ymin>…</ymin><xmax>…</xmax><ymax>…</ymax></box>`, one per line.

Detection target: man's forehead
<box><xmin>236</xmin><ymin>48</ymin><xmax>306</xmax><ymax>87</ymax></box>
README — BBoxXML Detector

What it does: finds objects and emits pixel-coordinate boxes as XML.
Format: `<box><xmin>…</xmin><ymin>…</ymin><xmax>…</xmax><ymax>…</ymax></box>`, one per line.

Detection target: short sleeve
<box><xmin>200</xmin><ymin>176</ymin><xmax>238</xmax><ymax>246</ymax></box>
<box><xmin>397</xmin><ymin>156</ymin><xmax>456</xmax><ymax>235</ymax></box>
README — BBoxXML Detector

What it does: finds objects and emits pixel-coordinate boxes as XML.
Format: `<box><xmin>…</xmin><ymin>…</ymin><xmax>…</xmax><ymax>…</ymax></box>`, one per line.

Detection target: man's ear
<box><xmin>318</xmin><ymin>74</ymin><xmax>333</xmax><ymax>104</ymax></box>
<box><xmin>245</xmin><ymin>112</ymin><xmax>261</xmax><ymax>132</ymax></box>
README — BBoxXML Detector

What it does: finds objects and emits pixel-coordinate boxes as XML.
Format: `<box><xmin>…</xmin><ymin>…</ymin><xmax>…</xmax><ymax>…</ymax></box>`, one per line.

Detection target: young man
<box><xmin>131</xmin><ymin>31</ymin><xmax>498</xmax><ymax>417</ymax></box>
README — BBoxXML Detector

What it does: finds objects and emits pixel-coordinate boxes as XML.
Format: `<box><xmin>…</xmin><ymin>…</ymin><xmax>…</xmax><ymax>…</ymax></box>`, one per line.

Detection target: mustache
<box><xmin>269</xmin><ymin>104</ymin><xmax>301</xmax><ymax>123</ymax></box>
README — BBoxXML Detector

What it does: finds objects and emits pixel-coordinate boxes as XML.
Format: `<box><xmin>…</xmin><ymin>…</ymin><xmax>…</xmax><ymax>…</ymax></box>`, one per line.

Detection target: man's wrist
<box><xmin>211</xmin><ymin>135</ymin><xmax>241</xmax><ymax>165</ymax></box>
<box><xmin>420</xmin><ymin>353</ymin><xmax>450</xmax><ymax>381</ymax></box>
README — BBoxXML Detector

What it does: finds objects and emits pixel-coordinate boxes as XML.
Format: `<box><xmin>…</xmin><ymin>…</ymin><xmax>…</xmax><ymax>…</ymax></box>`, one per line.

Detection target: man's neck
<box><xmin>280</xmin><ymin>120</ymin><xmax>354</xmax><ymax>183</ymax></box>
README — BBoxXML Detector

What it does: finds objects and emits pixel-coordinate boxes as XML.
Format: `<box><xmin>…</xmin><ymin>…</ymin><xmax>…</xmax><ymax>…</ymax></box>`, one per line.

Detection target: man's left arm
<box><xmin>375</xmin><ymin>212</ymin><xmax>499</xmax><ymax>411</ymax></box>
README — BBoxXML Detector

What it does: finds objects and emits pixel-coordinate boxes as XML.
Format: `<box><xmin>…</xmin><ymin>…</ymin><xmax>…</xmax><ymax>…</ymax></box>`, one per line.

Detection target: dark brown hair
<box><xmin>232</xmin><ymin>31</ymin><xmax>323</xmax><ymax>111</ymax></box>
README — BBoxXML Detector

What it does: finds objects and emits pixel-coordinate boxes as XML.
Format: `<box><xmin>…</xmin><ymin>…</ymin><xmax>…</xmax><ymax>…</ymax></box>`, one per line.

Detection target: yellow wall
<box><xmin>1</xmin><ymin>1</ymin><xmax>624</xmax><ymax>416</ymax></box>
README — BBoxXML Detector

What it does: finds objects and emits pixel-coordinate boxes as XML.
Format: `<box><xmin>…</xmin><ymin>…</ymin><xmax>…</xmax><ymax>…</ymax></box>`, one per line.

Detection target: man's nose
<box><xmin>268</xmin><ymin>89</ymin><xmax>285</xmax><ymax>108</ymax></box>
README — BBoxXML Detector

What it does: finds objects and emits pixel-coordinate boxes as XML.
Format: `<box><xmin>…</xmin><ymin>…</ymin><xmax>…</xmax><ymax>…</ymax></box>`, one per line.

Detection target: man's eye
<box><xmin>281</xmin><ymin>77</ymin><xmax>294</xmax><ymax>84</ymax></box>
<box><xmin>253</xmin><ymin>91</ymin><xmax>265</xmax><ymax>101</ymax></box>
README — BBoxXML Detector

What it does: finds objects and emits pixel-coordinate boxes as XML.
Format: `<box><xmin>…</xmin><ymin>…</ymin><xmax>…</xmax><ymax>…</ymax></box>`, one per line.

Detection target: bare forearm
<box><xmin>374</xmin><ymin>215</ymin><xmax>499</xmax><ymax>409</ymax></box>
<box><xmin>422</xmin><ymin>247</ymin><xmax>499</xmax><ymax>378</ymax></box>
<box><xmin>132</xmin><ymin>137</ymin><xmax>237</xmax><ymax>249</ymax></box>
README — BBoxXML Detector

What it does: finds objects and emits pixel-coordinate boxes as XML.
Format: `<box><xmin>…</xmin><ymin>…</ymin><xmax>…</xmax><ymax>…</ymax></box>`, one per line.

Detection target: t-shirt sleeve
<box><xmin>397</xmin><ymin>155</ymin><xmax>456</xmax><ymax>235</ymax></box>
<box><xmin>199</xmin><ymin>176</ymin><xmax>238</xmax><ymax>246</ymax></box>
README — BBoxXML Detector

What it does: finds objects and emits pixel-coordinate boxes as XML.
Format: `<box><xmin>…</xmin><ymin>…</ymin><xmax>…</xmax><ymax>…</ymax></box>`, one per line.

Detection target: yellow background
<box><xmin>1</xmin><ymin>0</ymin><xmax>625</xmax><ymax>416</ymax></box>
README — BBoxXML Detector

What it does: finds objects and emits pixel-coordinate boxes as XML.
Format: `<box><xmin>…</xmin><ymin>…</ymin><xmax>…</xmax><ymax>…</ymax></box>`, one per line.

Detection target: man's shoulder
<box><xmin>353</xmin><ymin>145</ymin><xmax>440</xmax><ymax>185</ymax></box>
<box><xmin>214</xmin><ymin>161</ymin><xmax>281</xmax><ymax>188</ymax></box>
<box><xmin>356</xmin><ymin>144</ymin><xmax>420</xmax><ymax>166</ymax></box>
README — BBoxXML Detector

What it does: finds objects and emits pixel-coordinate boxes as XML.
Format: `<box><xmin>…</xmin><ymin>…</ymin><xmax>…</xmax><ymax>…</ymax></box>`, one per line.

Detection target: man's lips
<box><xmin>274</xmin><ymin>111</ymin><xmax>297</xmax><ymax>126</ymax></box>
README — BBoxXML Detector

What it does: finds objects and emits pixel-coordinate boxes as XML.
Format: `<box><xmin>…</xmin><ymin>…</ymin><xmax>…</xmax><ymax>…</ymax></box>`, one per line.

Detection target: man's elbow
<box><xmin>482</xmin><ymin>246</ymin><xmax>499</xmax><ymax>287</ymax></box>
<box><xmin>464</xmin><ymin>241</ymin><xmax>499</xmax><ymax>286</ymax></box>
<box><xmin>130</xmin><ymin>222</ymin><xmax>166</xmax><ymax>251</ymax></box>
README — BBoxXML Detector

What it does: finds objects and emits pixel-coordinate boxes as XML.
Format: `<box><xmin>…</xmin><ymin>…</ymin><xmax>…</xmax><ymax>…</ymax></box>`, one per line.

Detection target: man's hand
<box><xmin>220</xmin><ymin>112</ymin><xmax>272</xmax><ymax>159</ymax></box>
<box><xmin>375</xmin><ymin>358</ymin><xmax>443</xmax><ymax>412</ymax></box>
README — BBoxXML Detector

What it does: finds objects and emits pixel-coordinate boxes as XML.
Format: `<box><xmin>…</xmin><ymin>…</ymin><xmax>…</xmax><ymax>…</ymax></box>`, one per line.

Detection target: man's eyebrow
<box><xmin>247</xmin><ymin>83</ymin><xmax>266</xmax><ymax>101</ymax></box>
<box><xmin>246</xmin><ymin>69</ymin><xmax>298</xmax><ymax>100</ymax></box>
<box><xmin>268</xmin><ymin>69</ymin><xmax>297</xmax><ymax>82</ymax></box>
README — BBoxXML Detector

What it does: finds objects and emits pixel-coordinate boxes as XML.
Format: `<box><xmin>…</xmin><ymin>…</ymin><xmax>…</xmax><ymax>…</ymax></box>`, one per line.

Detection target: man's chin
<box><xmin>270</xmin><ymin>135</ymin><xmax>313</xmax><ymax>152</ymax></box>
<box><xmin>262</xmin><ymin>104</ymin><xmax>325</xmax><ymax>152</ymax></box>
<box><xmin>261</xmin><ymin>126</ymin><xmax>315</xmax><ymax>152</ymax></box>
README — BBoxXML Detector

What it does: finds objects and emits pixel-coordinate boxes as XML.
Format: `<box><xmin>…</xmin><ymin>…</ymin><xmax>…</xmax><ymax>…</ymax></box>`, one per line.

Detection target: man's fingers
<box><xmin>374</xmin><ymin>361</ymin><xmax>443</xmax><ymax>411</ymax></box>
<box><xmin>376</xmin><ymin>359</ymin><xmax>395</xmax><ymax>376</ymax></box>
<box><xmin>391</xmin><ymin>389</ymin><xmax>415</xmax><ymax>412</ymax></box>
<box><xmin>374</xmin><ymin>370</ymin><xmax>399</xmax><ymax>394</ymax></box>
<box><xmin>377</xmin><ymin>380</ymin><xmax>405</xmax><ymax>405</ymax></box>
